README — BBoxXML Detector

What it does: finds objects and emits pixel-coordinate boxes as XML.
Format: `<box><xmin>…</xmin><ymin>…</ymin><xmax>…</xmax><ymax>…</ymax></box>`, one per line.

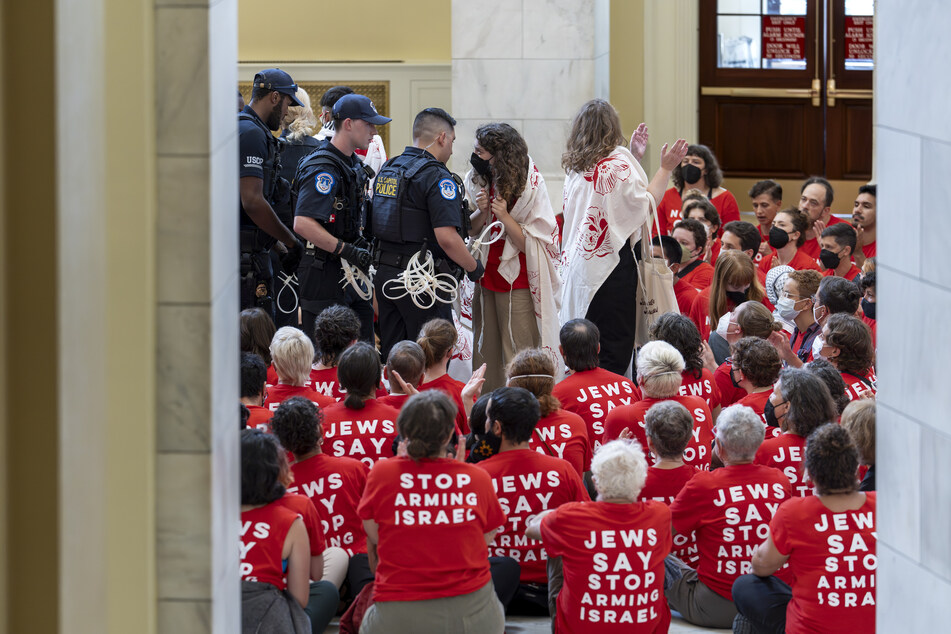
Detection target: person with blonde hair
<box><xmin>526</xmin><ymin>439</ymin><xmax>673</xmax><ymax>633</ymax></box>
<box><xmin>465</xmin><ymin>122</ymin><xmax>562</xmax><ymax>391</ymax></box>
<box><xmin>266</xmin><ymin>326</ymin><xmax>334</xmax><ymax>411</ymax></box>
<box><xmin>688</xmin><ymin>249</ymin><xmax>767</xmax><ymax>341</ymax></box>
<box><xmin>560</xmin><ymin>98</ymin><xmax>688</xmax><ymax>375</ymax></box>
<box><xmin>603</xmin><ymin>341</ymin><xmax>715</xmax><ymax>469</ymax></box>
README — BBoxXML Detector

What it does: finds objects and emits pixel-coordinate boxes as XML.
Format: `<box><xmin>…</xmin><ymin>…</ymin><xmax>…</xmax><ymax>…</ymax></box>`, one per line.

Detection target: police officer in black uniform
<box><xmin>293</xmin><ymin>94</ymin><xmax>390</xmax><ymax>344</ymax></box>
<box><xmin>239</xmin><ymin>68</ymin><xmax>304</xmax><ymax>320</ymax></box>
<box><xmin>371</xmin><ymin>107</ymin><xmax>485</xmax><ymax>361</ymax></box>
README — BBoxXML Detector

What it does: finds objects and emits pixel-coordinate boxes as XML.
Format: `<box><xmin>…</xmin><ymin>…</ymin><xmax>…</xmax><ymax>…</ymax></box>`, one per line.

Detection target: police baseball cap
<box><xmin>332</xmin><ymin>94</ymin><xmax>392</xmax><ymax>125</ymax></box>
<box><xmin>252</xmin><ymin>68</ymin><xmax>304</xmax><ymax>107</ymax></box>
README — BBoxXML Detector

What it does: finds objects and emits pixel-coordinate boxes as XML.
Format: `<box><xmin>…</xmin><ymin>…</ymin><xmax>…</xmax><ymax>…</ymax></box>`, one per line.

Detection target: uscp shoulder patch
<box><xmin>315</xmin><ymin>172</ymin><xmax>335</xmax><ymax>195</ymax></box>
<box><xmin>438</xmin><ymin>178</ymin><xmax>457</xmax><ymax>200</ymax></box>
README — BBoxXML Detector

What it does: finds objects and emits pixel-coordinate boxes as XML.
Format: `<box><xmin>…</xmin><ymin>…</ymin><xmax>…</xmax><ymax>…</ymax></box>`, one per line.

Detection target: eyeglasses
<box><xmin>780</xmin><ymin>291</ymin><xmax>805</xmax><ymax>301</ymax></box>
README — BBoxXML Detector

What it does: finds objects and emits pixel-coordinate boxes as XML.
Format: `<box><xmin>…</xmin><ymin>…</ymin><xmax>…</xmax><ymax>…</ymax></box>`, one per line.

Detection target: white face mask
<box><xmin>776</xmin><ymin>296</ymin><xmax>801</xmax><ymax>322</ymax></box>
<box><xmin>812</xmin><ymin>334</ymin><xmax>826</xmax><ymax>360</ymax></box>
<box><xmin>812</xmin><ymin>303</ymin><xmax>825</xmax><ymax>325</ymax></box>
<box><xmin>715</xmin><ymin>312</ymin><xmax>732</xmax><ymax>339</ymax></box>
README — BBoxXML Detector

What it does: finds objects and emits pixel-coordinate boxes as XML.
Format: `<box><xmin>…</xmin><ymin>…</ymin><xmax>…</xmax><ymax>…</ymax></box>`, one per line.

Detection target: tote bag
<box><xmin>634</xmin><ymin>200</ymin><xmax>679</xmax><ymax>347</ymax></box>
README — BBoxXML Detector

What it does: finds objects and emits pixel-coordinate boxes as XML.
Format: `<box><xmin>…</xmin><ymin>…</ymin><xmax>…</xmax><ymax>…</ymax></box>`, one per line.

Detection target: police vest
<box><xmin>292</xmin><ymin>147</ymin><xmax>368</xmax><ymax>241</ymax></box>
<box><xmin>238</xmin><ymin>112</ymin><xmax>283</xmax><ymax>206</ymax></box>
<box><xmin>371</xmin><ymin>153</ymin><xmax>450</xmax><ymax>245</ymax></box>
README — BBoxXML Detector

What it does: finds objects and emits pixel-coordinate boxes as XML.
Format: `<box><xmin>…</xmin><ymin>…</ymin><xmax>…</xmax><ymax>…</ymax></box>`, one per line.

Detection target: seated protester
<box><xmin>266</xmin><ymin>326</ymin><xmax>334</xmax><ymax>411</ymax></box>
<box><xmin>755</xmin><ymin>369</ymin><xmax>838</xmax><ymax>497</ymax></box>
<box><xmin>649</xmin><ymin>312</ymin><xmax>721</xmax><ymax>416</ymax></box>
<box><xmin>241</xmin><ymin>307</ymin><xmax>278</xmax><ymax>388</ymax></box>
<box><xmin>320</xmin><ymin>343</ymin><xmax>399</xmax><ymax>467</ymax></box>
<box><xmin>270</xmin><ymin>397</ymin><xmax>374</xmax><ymax>600</ymax></box>
<box><xmin>797</xmin><ymin>176</ymin><xmax>847</xmax><ymax>260</ymax></box>
<box><xmin>464</xmin><ymin>393</ymin><xmax>496</xmax><ymax>463</ymax></box>
<box><xmin>657</xmin><ymin>143</ymin><xmax>740</xmax><ymax>235</ymax></box>
<box><xmin>672</xmin><ymin>218</ymin><xmax>715</xmax><ymax>291</ymax></box>
<box><xmin>357</xmin><ymin>391</ymin><xmax>507</xmax><ymax>633</ymax></box>
<box><xmin>506</xmin><ymin>349</ymin><xmax>591</xmax><ymax>477</ymax></box>
<box><xmin>721</xmin><ymin>220</ymin><xmax>769</xmax><ymax>289</ymax></box>
<box><xmin>417</xmin><ymin>318</ymin><xmax>471</xmax><ymax>434</ymax></box>
<box><xmin>771</xmin><ymin>269</ymin><xmax>823</xmax><ymax>368</ymax></box>
<box><xmin>689</xmin><ymin>249</ymin><xmax>768</xmax><ymax>341</ymax></box>
<box><xmin>638</xmin><ymin>401</ymin><xmax>701</xmax><ymax>567</ymax></box>
<box><xmin>711</xmin><ymin>301</ymin><xmax>784</xmax><ymax>407</ymax></box>
<box><xmin>733</xmin><ymin>424</ymin><xmax>876</xmax><ymax>634</ymax></box>
<box><xmin>820</xmin><ymin>222</ymin><xmax>861</xmax><ymax>281</ymax></box>
<box><xmin>241</xmin><ymin>352</ymin><xmax>272</xmax><ymax>431</ymax></box>
<box><xmin>309</xmin><ymin>304</ymin><xmax>361</xmax><ymax>400</ymax></box>
<box><xmin>477</xmin><ymin>387</ymin><xmax>588</xmax><ymax>615</ymax></box>
<box><xmin>603</xmin><ymin>341</ymin><xmax>714</xmax><ymax>470</ymax></box>
<box><xmin>240</xmin><ymin>404</ymin><xmax>250</xmax><ymax>429</ymax></box>
<box><xmin>637</xmin><ymin>234</ymin><xmax>698</xmax><ymax>316</ymax></box>
<box><xmin>748</xmin><ymin>179</ymin><xmax>783</xmax><ymax>265</ymax></box>
<box><xmin>818</xmin><ymin>313</ymin><xmax>876</xmax><ymax>401</ymax></box>
<box><xmin>813</xmin><ymin>274</ymin><xmax>873</xmax><ymax>347</ymax></box>
<box><xmin>551</xmin><ymin>319</ymin><xmax>640</xmax><ymax>451</ymax></box>
<box><xmin>527</xmin><ymin>440</ymin><xmax>673</xmax><ymax>633</ymax></box>
<box><xmin>731</xmin><ymin>337</ymin><xmax>783</xmax><ymax>434</ymax></box>
<box><xmin>759</xmin><ymin>208</ymin><xmax>823</xmax><ymax>275</ymax></box>
<box><xmin>240</xmin><ymin>429</ymin><xmax>312</xmax><ymax>632</ymax></box>
<box><xmin>377</xmin><ymin>340</ymin><xmax>426</xmax><ymax>410</ymax></box>
<box><xmin>805</xmin><ymin>357</ymin><xmax>851</xmax><ymax>416</ymax></box>
<box><xmin>859</xmin><ymin>269</ymin><xmax>876</xmax><ymax>332</ymax></box>
<box><xmin>666</xmin><ymin>405</ymin><xmax>792</xmax><ymax>629</ymax></box>
<box><xmin>852</xmin><ymin>184</ymin><xmax>877</xmax><ymax>267</ymax></box>
<box><xmin>684</xmin><ymin>196</ymin><xmax>722</xmax><ymax>263</ymax></box>
<box><xmin>842</xmin><ymin>399</ymin><xmax>876</xmax><ymax>491</ymax></box>
<box><xmin>273</xmin><ymin>448</ymin><xmax>341</xmax><ymax>633</ymax></box>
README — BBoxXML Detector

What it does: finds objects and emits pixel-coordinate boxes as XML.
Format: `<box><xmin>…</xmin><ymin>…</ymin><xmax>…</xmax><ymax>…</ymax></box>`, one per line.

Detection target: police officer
<box><xmin>293</xmin><ymin>93</ymin><xmax>390</xmax><ymax>343</ymax></box>
<box><xmin>371</xmin><ymin>107</ymin><xmax>485</xmax><ymax>361</ymax></box>
<box><xmin>239</xmin><ymin>68</ymin><xmax>304</xmax><ymax>319</ymax></box>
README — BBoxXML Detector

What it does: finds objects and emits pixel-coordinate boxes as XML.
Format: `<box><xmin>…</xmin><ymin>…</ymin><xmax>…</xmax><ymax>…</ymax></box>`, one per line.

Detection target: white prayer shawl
<box><xmin>560</xmin><ymin>146</ymin><xmax>655</xmax><ymax>324</ymax></box>
<box><xmin>464</xmin><ymin>158</ymin><xmax>564</xmax><ymax>377</ymax></box>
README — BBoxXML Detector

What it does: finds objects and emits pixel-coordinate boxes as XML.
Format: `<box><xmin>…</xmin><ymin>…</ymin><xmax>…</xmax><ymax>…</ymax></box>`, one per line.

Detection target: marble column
<box><xmin>451</xmin><ymin>0</ymin><xmax>610</xmax><ymax>211</ymax></box>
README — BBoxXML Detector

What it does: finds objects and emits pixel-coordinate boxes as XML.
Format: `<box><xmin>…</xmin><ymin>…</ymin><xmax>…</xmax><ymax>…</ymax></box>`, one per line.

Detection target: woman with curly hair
<box><xmin>657</xmin><ymin>143</ymin><xmax>740</xmax><ymax>236</ymax></box>
<box><xmin>464</xmin><ymin>122</ymin><xmax>562</xmax><ymax>391</ymax></box>
<box><xmin>560</xmin><ymin>99</ymin><xmax>687</xmax><ymax>374</ymax></box>
<box><xmin>818</xmin><ymin>313</ymin><xmax>876</xmax><ymax>401</ymax></box>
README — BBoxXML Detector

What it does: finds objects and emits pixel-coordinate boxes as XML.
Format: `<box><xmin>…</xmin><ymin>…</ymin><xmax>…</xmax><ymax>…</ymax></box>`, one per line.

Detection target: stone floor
<box><xmin>326</xmin><ymin>613</ymin><xmax>732</xmax><ymax>633</ymax></box>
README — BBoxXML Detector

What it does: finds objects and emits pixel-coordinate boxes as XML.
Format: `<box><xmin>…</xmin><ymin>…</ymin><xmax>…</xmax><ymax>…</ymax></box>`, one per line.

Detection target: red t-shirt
<box><xmin>320</xmin><ymin>400</ymin><xmax>399</xmax><ymax>468</ymax></box>
<box><xmin>759</xmin><ymin>246</ymin><xmax>823</xmax><ymax>275</ymax></box>
<box><xmin>708</xmin><ymin>238</ymin><xmax>722</xmax><ymax>264</ymax></box>
<box><xmin>770</xmin><ymin>493</ymin><xmax>877</xmax><ymax>633</ymax></box>
<box><xmin>529</xmin><ymin>408</ymin><xmax>592</xmax><ymax>475</ymax></box>
<box><xmin>266</xmin><ymin>364</ymin><xmax>279</xmax><ymax>389</ymax></box>
<box><xmin>552</xmin><ymin>368</ymin><xmax>641</xmax><ymax>451</ymax></box>
<box><xmin>754</xmin><ymin>434</ymin><xmax>814</xmax><ymax>497</ymax></box>
<box><xmin>602</xmin><ymin>395</ymin><xmax>715</xmax><ymax>470</ymax></box>
<box><xmin>246</xmin><ymin>404</ymin><xmax>272</xmax><ymax>431</ymax></box>
<box><xmin>862</xmin><ymin>241</ymin><xmax>876</xmax><ymax>258</ymax></box>
<box><xmin>670</xmin><ymin>463</ymin><xmax>792</xmax><ymax>599</ymax></box>
<box><xmin>840</xmin><ymin>370</ymin><xmax>876</xmax><ymax>402</ymax></box>
<box><xmin>656</xmin><ymin>187</ymin><xmax>740</xmax><ymax>236</ymax></box>
<box><xmin>678</xmin><ymin>261</ymin><xmax>715</xmax><ymax>292</ymax></box>
<box><xmin>799</xmin><ymin>215</ymin><xmax>846</xmax><ymax>260</ymax></box>
<box><xmin>308</xmin><ymin>366</ymin><xmax>344</xmax><ymax>400</ymax></box>
<box><xmin>678</xmin><ymin>368</ymin><xmax>721</xmax><ymax>411</ymax></box>
<box><xmin>735</xmin><ymin>389</ymin><xmax>782</xmax><ymax>438</ymax></box>
<box><xmin>266</xmin><ymin>383</ymin><xmax>334</xmax><ymax>412</ymax></box>
<box><xmin>541</xmin><ymin>501</ymin><xmax>672</xmax><ymax>633</ymax></box>
<box><xmin>861</xmin><ymin>314</ymin><xmax>877</xmax><ymax>347</ymax></box>
<box><xmin>714</xmin><ymin>360</ymin><xmax>748</xmax><ymax>407</ymax></box>
<box><xmin>823</xmin><ymin>263</ymin><xmax>862</xmax><ymax>281</ymax></box>
<box><xmin>419</xmin><ymin>373</ymin><xmax>470</xmax><ymax>434</ymax></box>
<box><xmin>276</xmin><ymin>493</ymin><xmax>327</xmax><ymax>557</ymax></box>
<box><xmin>288</xmin><ymin>452</ymin><xmax>370</xmax><ymax>555</ymax></box>
<box><xmin>357</xmin><ymin>457</ymin><xmax>506</xmax><ymax>602</ymax></box>
<box><xmin>478</xmin><ymin>449</ymin><xmax>588</xmax><ymax>584</ymax></box>
<box><xmin>481</xmin><ymin>188</ymin><xmax>529</xmax><ymax>292</ymax></box>
<box><xmin>240</xmin><ymin>501</ymin><xmax>300</xmax><ymax>590</ymax></box>
<box><xmin>673</xmin><ymin>277</ymin><xmax>699</xmax><ymax>316</ymax></box>
<box><xmin>638</xmin><ymin>465</ymin><xmax>701</xmax><ymax>567</ymax></box>
<box><xmin>377</xmin><ymin>393</ymin><xmax>411</xmax><ymax>410</ymax></box>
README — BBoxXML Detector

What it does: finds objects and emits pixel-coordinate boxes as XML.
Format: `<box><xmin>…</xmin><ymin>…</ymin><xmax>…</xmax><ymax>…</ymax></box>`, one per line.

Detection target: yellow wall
<box><xmin>238</xmin><ymin>0</ymin><xmax>451</xmax><ymax>62</ymax></box>
<box><xmin>610</xmin><ymin>0</ymin><xmax>646</xmax><ymax>136</ymax></box>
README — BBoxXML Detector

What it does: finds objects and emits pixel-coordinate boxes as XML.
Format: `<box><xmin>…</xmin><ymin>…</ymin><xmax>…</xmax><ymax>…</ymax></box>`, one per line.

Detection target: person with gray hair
<box><xmin>265</xmin><ymin>326</ymin><xmax>334</xmax><ymax>411</ymax></box>
<box><xmin>665</xmin><ymin>405</ymin><xmax>792</xmax><ymax>628</ymax></box>
<box><xmin>526</xmin><ymin>440</ymin><xmax>673</xmax><ymax>632</ymax></box>
<box><xmin>603</xmin><ymin>341</ymin><xmax>715</xmax><ymax>469</ymax></box>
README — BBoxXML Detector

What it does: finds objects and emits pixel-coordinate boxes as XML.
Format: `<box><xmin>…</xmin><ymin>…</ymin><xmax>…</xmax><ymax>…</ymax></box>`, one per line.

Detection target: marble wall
<box><xmin>876</xmin><ymin>2</ymin><xmax>951</xmax><ymax>630</ymax></box>
<box><xmin>451</xmin><ymin>0</ymin><xmax>610</xmax><ymax>212</ymax></box>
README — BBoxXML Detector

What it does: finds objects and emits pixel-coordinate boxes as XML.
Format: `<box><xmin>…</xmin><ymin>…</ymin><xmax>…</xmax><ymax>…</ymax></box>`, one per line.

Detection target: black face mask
<box><xmin>728</xmin><ymin>363</ymin><xmax>741</xmax><ymax>388</ymax></box>
<box><xmin>862</xmin><ymin>298</ymin><xmax>876</xmax><ymax>320</ymax></box>
<box><xmin>470</xmin><ymin>153</ymin><xmax>492</xmax><ymax>179</ymax></box>
<box><xmin>764</xmin><ymin>399</ymin><xmax>782</xmax><ymax>427</ymax></box>
<box><xmin>819</xmin><ymin>248</ymin><xmax>842</xmax><ymax>270</ymax></box>
<box><xmin>725</xmin><ymin>289</ymin><xmax>749</xmax><ymax>306</ymax></box>
<box><xmin>768</xmin><ymin>226</ymin><xmax>791</xmax><ymax>249</ymax></box>
<box><xmin>682</xmin><ymin>163</ymin><xmax>702</xmax><ymax>184</ymax></box>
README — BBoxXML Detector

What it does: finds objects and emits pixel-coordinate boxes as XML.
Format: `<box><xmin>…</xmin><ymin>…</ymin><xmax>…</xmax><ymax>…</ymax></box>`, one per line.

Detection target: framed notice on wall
<box><xmin>761</xmin><ymin>16</ymin><xmax>806</xmax><ymax>61</ymax></box>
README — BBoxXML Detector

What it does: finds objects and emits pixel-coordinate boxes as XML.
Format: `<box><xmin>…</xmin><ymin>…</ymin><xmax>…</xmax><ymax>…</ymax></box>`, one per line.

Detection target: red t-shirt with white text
<box><xmin>529</xmin><ymin>408</ymin><xmax>592</xmax><ymax>475</ymax></box>
<box><xmin>679</xmin><ymin>368</ymin><xmax>721</xmax><ymax>411</ymax></box>
<box><xmin>541</xmin><ymin>501</ymin><xmax>672</xmax><ymax>633</ymax></box>
<box><xmin>770</xmin><ymin>493</ymin><xmax>877</xmax><ymax>633</ymax></box>
<box><xmin>657</xmin><ymin>187</ymin><xmax>740</xmax><ymax>236</ymax></box>
<box><xmin>357</xmin><ymin>457</ymin><xmax>506</xmax><ymax>602</ymax></box>
<box><xmin>266</xmin><ymin>383</ymin><xmax>334</xmax><ymax>412</ymax></box>
<box><xmin>246</xmin><ymin>404</ymin><xmax>272</xmax><ymax>431</ymax></box>
<box><xmin>735</xmin><ymin>389</ymin><xmax>782</xmax><ymax>438</ymax></box>
<box><xmin>377</xmin><ymin>393</ymin><xmax>411</xmax><ymax>410</ymax></box>
<box><xmin>321</xmin><ymin>400</ymin><xmax>399</xmax><ymax>468</ymax></box>
<box><xmin>670</xmin><ymin>463</ymin><xmax>792</xmax><ymax>599</ymax></box>
<box><xmin>478</xmin><ymin>449</ymin><xmax>589</xmax><ymax>583</ymax></box>
<box><xmin>638</xmin><ymin>465</ymin><xmax>700</xmax><ymax>566</ymax></box>
<box><xmin>240</xmin><ymin>502</ymin><xmax>300</xmax><ymax>590</ymax></box>
<box><xmin>288</xmin><ymin>452</ymin><xmax>370</xmax><ymax>555</ymax></box>
<box><xmin>552</xmin><ymin>368</ymin><xmax>641</xmax><ymax>450</ymax></box>
<box><xmin>419</xmin><ymin>373</ymin><xmax>470</xmax><ymax>434</ymax></box>
<box><xmin>754</xmin><ymin>433</ymin><xmax>814</xmax><ymax>497</ymax></box>
<box><xmin>276</xmin><ymin>493</ymin><xmax>327</xmax><ymax>557</ymax></box>
<box><xmin>840</xmin><ymin>370</ymin><xmax>876</xmax><ymax>402</ymax></box>
<box><xmin>602</xmin><ymin>395</ymin><xmax>714</xmax><ymax>470</ymax></box>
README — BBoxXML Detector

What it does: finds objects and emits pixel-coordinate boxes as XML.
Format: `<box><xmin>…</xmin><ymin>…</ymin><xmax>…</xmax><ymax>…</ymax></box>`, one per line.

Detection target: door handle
<box><xmin>701</xmin><ymin>79</ymin><xmax>821</xmax><ymax>106</ymax></box>
<box><xmin>827</xmin><ymin>79</ymin><xmax>873</xmax><ymax>106</ymax></box>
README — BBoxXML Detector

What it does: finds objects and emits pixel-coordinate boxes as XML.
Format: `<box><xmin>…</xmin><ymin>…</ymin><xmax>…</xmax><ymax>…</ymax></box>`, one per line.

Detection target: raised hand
<box><xmin>629</xmin><ymin>123</ymin><xmax>649</xmax><ymax>161</ymax></box>
<box><xmin>660</xmin><ymin>138</ymin><xmax>689</xmax><ymax>171</ymax></box>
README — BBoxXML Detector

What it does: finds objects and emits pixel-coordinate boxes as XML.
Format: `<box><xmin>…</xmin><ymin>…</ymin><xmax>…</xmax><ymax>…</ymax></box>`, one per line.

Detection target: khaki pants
<box><xmin>473</xmin><ymin>286</ymin><xmax>540</xmax><ymax>392</ymax></box>
<box><xmin>360</xmin><ymin>580</ymin><xmax>504</xmax><ymax>634</ymax></box>
<box><xmin>664</xmin><ymin>556</ymin><xmax>738</xmax><ymax>629</ymax></box>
